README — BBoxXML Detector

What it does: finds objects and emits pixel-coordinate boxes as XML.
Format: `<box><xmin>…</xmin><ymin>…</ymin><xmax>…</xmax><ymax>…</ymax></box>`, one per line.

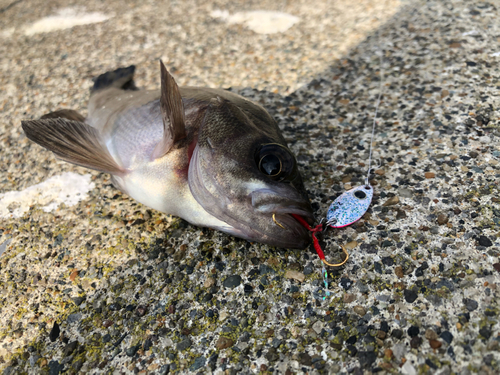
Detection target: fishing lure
<box><xmin>326</xmin><ymin>184</ymin><xmax>373</xmax><ymax>228</ymax></box>
<box><xmin>325</xmin><ymin>79</ymin><xmax>382</xmax><ymax>230</ymax></box>
<box><xmin>291</xmin><ymin>75</ymin><xmax>384</xmax><ymax>299</ymax></box>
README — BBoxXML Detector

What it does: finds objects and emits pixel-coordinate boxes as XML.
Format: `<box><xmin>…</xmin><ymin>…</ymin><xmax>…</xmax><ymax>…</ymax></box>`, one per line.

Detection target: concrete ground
<box><xmin>1</xmin><ymin>0</ymin><xmax>499</xmax><ymax>373</ymax></box>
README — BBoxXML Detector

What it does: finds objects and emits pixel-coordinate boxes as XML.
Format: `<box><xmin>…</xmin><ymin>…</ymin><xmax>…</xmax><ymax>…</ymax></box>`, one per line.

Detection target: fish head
<box><xmin>188</xmin><ymin>97</ymin><xmax>314</xmax><ymax>249</ymax></box>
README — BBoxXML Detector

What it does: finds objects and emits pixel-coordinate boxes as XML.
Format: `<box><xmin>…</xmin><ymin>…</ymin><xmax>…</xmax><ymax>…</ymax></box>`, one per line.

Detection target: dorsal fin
<box><xmin>151</xmin><ymin>61</ymin><xmax>187</xmax><ymax>159</ymax></box>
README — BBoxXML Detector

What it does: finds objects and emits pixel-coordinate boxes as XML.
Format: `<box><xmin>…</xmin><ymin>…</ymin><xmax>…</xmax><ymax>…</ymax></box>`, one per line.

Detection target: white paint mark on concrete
<box><xmin>0</xmin><ymin>28</ymin><xmax>15</xmax><ymax>39</ymax></box>
<box><xmin>211</xmin><ymin>10</ymin><xmax>299</xmax><ymax>34</ymax></box>
<box><xmin>0</xmin><ymin>172</ymin><xmax>94</xmax><ymax>219</ymax></box>
<box><xmin>24</xmin><ymin>7</ymin><xmax>111</xmax><ymax>36</ymax></box>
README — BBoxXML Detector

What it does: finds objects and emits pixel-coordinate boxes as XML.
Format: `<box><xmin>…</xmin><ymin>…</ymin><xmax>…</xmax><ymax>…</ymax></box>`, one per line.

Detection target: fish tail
<box><xmin>91</xmin><ymin>65</ymin><xmax>137</xmax><ymax>94</ymax></box>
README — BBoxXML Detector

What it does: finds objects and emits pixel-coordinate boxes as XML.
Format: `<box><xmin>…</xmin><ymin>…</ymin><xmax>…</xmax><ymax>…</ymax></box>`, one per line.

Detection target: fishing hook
<box><xmin>272</xmin><ymin>213</ymin><xmax>285</xmax><ymax>229</ymax></box>
<box><xmin>321</xmin><ymin>245</ymin><xmax>349</xmax><ymax>267</ymax></box>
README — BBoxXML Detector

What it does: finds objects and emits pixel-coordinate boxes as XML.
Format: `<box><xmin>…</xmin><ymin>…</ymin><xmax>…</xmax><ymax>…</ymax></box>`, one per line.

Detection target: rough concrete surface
<box><xmin>1</xmin><ymin>0</ymin><xmax>500</xmax><ymax>374</ymax></box>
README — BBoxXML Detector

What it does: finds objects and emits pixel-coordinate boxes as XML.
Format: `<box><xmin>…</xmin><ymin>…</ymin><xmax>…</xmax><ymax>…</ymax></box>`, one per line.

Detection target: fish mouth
<box><xmin>222</xmin><ymin>187</ymin><xmax>314</xmax><ymax>249</ymax></box>
<box><xmin>209</xmin><ymin>210</ymin><xmax>313</xmax><ymax>249</ymax></box>
<box><xmin>251</xmin><ymin>206</ymin><xmax>315</xmax><ymax>249</ymax></box>
<box><xmin>212</xmin><ymin>208</ymin><xmax>314</xmax><ymax>249</ymax></box>
<box><xmin>207</xmin><ymin>203</ymin><xmax>314</xmax><ymax>249</ymax></box>
<box><xmin>267</xmin><ymin>207</ymin><xmax>314</xmax><ymax>230</ymax></box>
<box><xmin>251</xmin><ymin>189</ymin><xmax>314</xmax><ymax>223</ymax></box>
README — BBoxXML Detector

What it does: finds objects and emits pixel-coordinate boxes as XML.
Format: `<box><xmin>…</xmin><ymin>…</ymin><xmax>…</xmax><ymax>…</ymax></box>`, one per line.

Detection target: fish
<box><xmin>21</xmin><ymin>62</ymin><xmax>314</xmax><ymax>249</ymax></box>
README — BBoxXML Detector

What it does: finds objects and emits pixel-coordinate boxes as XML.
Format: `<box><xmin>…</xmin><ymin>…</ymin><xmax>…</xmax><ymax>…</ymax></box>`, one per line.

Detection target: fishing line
<box><xmin>293</xmin><ymin>64</ymin><xmax>385</xmax><ymax>299</ymax></box>
<box><xmin>366</xmin><ymin>73</ymin><xmax>384</xmax><ymax>185</ymax></box>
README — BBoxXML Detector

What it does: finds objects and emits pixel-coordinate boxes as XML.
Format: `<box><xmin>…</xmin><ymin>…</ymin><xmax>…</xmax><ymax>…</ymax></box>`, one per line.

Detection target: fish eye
<box><xmin>256</xmin><ymin>144</ymin><xmax>298</xmax><ymax>181</ymax></box>
<box><xmin>259</xmin><ymin>154</ymin><xmax>281</xmax><ymax>176</ymax></box>
<box><xmin>354</xmin><ymin>190</ymin><xmax>367</xmax><ymax>199</ymax></box>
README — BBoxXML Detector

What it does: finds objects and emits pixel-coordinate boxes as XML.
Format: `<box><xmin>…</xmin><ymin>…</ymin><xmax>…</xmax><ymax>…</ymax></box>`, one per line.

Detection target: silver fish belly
<box><xmin>22</xmin><ymin>62</ymin><xmax>314</xmax><ymax>249</ymax></box>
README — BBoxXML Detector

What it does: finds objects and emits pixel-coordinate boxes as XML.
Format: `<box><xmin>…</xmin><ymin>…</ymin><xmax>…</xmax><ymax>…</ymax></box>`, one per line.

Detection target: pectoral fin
<box><xmin>151</xmin><ymin>60</ymin><xmax>187</xmax><ymax>159</ymax></box>
<box><xmin>40</xmin><ymin>109</ymin><xmax>86</xmax><ymax>122</ymax></box>
<box><xmin>22</xmin><ymin>118</ymin><xmax>126</xmax><ymax>175</ymax></box>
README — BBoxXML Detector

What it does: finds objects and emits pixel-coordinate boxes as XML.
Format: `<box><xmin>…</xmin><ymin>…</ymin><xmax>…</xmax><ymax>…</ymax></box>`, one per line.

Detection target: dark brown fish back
<box><xmin>180</xmin><ymin>87</ymin><xmax>284</xmax><ymax>142</ymax></box>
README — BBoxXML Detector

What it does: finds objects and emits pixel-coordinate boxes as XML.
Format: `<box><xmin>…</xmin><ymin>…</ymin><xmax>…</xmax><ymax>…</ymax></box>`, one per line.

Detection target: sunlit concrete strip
<box><xmin>211</xmin><ymin>10</ymin><xmax>300</xmax><ymax>34</ymax></box>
